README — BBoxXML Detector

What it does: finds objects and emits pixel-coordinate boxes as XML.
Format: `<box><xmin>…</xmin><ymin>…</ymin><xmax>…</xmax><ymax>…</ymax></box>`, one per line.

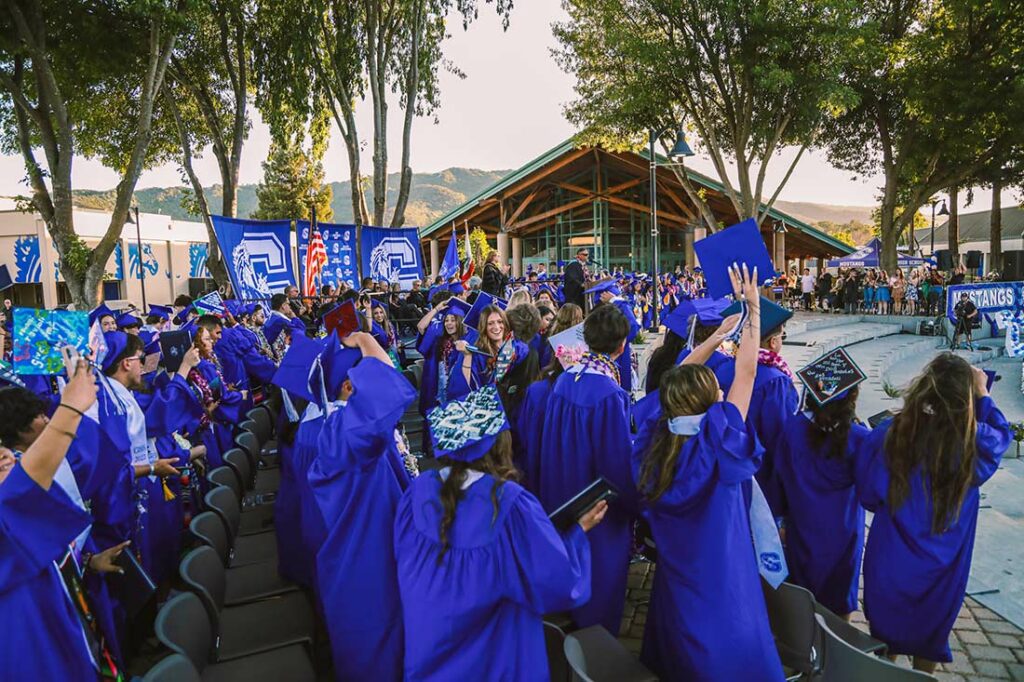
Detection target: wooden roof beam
<box><xmin>512</xmin><ymin>195</ymin><xmax>595</xmax><ymax>230</ymax></box>
<box><xmin>495</xmin><ymin>147</ymin><xmax>592</xmax><ymax>201</ymax></box>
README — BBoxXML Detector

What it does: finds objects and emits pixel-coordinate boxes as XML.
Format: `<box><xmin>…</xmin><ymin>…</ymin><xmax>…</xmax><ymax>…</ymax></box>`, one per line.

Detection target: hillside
<box><xmin>71</xmin><ymin>171</ymin><xmax>876</xmax><ymax>239</ymax></box>
<box><xmin>71</xmin><ymin>167</ymin><xmax>511</xmax><ymax>227</ymax></box>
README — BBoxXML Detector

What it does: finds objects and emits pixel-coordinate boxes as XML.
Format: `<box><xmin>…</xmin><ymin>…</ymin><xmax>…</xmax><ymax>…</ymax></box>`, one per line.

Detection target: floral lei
<box><xmin>757</xmin><ymin>348</ymin><xmax>794</xmax><ymax>380</ymax></box>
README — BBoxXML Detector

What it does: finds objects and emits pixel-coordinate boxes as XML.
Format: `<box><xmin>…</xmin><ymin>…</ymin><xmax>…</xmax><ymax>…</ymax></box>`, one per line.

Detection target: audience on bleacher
<box><xmin>0</xmin><ymin>258</ymin><xmax>1011</xmax><ymax>681</ymax></box>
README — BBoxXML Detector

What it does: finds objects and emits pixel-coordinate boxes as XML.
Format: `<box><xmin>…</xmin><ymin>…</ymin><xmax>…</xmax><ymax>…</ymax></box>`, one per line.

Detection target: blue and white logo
<box><xmin>211</xmin><ymin>215</ymin><xmax>295</xmax><ymax>300</ymax></box>
<box><xmin>14</xmin><ymin>235</ymin><xmax>41</xmax><ymax>283</ymax></box>
<box><xmin>360</xmin><ymin>226</ymin><xmax>424</xmax><ymax>290</ymax></box>
<box><xmin>128</xmin><ymin>243</ymin><xmax>159</xmax><ymax>279</ymax></box>
<box><xmin>296</xmin><ymin>220</ymin><xmax>358</xmax><ymax>291</ymax></box>
<box><xmin>189</xmin><ymin>243</ymin><xmax>210</xmax><ymax>278</ymax></box>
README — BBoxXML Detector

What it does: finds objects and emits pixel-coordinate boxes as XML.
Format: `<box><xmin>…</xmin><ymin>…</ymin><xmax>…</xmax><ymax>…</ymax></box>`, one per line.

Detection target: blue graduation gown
<box><xmin>748</xmin><ymin>365</ymin><xmax>799</xmax><ymax>515</ymax></box>
<box><xmin>309</xmin><ymin>358</ymin><xmax>416</xmax><ymax>682</ymax></box>
<box><xmin>512</xmin><ymin>378</ymin><xmax>554</xmax><ymax>493</ymax></box>
<box><xmin>394</xmin><ymin>472</ymin><xmax>591</xmax><ymax>681</ymax></box>
<box><xmin>634</xmin><ymin>349</ymin><xmax>735</xmax><ymax>434</ymax></box>
<box><xmin>775</xmin><ymin>414</ymin><xmax>869</xmax><ymax>615</ymax></box>
<box><xmin>446</xmin><ymin>339</ymin><xmax>530</xmax><ymax>403</ymax></box>
<box><xmin>854</xmin><ymin>397</ymin><xmax>1010</xmax><ymax>661</ymax></box>
<box><xmin>611</xmin><ymin>299</ymin><xmax>640</xmax><ymax>394</ymax></box>
<box><xmin>416</xmin><ymin>322</ymin><xmax>462</xmax><ymax>416</ymax></box>
<box><xmin>539</xmin><ymin>366</ymin><xmax>636</xmax><ymax>633</ymax></box>
<box><xmin>0</xmin><ymin>465</ymin><xmax>96</xmax><ymax>680</ymax></box>
<box><xmin>632</xmin><ymin>403</ymin><xmax>784</xmax><ymax>682</ymax></box>
<box><xmin>276</xmin><ymin>403</ymin><xmax>330</xmax><ymax>591</ymax></box>
<box><xmin>193</xmin><ymin>360</ymin><xmax>245</xmax><ymax>469</ymax></box>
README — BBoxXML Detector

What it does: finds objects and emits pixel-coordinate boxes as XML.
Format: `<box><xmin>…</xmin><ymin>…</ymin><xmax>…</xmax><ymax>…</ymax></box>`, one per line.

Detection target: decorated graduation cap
<box><xmin>271</xmin><ymin>333</ymin><xmax>326</xmax><ymax>404</ymax></box>
<box><xmin>796</xmin><ymin>347</ymin><xmax>866</xmax><ymax>406</ymax></box>
<box><xmin>722</xmin><ymin>295</ymin><xmax>793</xmax><ymax>339</ymax></box>
<box><xmin>465</xmin><ymin>292</ymin><xmax>507</xmax><ymax>328</ymax></box>
<box><xmin>147</xmin><ymin>304</ymin><xmax>172</xmax><ymax>321</ymax></box>
<box><xmin>116</xmin><ymin>312</ymin><xmax>141</xmax><ymax>329</ymax></box>
<box><xmin>427</xmin><ymin>384</ymin><xmax>509</xmax><ymax>462</ymax></box>
<box><xmin>159</xmin><ymin>329</ymin><xmax>192</xmax><ymax>373</ymax></box>
<box><xmin>323</xmin><ymin>299</ymin><xmax>361</xmax><ymax>339</ymax></box>
<box><xmin>89</xmin><ymin>303</ymin><xmax>116</xmax><ymax>327</ymax></box>
<box><xmin>693</xmin><ymin>218</ymin><xmax>775</xmax><ymax>299</ymax></box>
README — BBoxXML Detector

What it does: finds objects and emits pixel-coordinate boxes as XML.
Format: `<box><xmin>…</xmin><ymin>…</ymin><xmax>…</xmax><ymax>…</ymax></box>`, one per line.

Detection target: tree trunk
<box><xmin>947</xmin><ymin>185</ymin><xmax>959</xmax><ymax>261</ymax></box>
<box><xmin>390</xmin><ymin>0</ymin><xmax>422</xmax><ymax>228</ymax></box>
<box><xmin>990</xmin><ymin>177</ymin><xmax>1003</xmax><ymax>275</ymax></box>
<box><xmin>879</xmin><ymin>205</ymin><xmax>900</xmax><ymax>274</ymax></box>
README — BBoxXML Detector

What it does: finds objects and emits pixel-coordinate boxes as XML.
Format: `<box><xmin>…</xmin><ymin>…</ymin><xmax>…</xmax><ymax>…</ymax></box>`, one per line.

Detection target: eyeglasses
<box><xmin>127</xmin><ymin>354</ymin><xmax>146</xmax><ymax>363</ymax></box>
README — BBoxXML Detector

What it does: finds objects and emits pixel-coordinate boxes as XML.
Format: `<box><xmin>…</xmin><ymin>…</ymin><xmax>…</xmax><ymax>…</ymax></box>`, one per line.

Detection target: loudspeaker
<box><xmin>188</xmin><ymin>277</ymin><xmax>216</xmax><ymax>298</ymax></box>
<box><xmin>1002</xmin><ymin>251</ymin><xmax>1024</xmax><ymax>281</ymax></box>
<box><xmin>934</xmin><ymin>249</ymin><xmax>954</xmax><ymax>271</ymax></box>
<box><xmin>966</xmin><ymin>250</ymin><xmax>983</xmax><ymax>269</ymax></box>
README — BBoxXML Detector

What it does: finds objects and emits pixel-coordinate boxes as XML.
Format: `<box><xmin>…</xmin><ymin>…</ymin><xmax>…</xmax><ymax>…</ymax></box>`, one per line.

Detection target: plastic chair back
<box><xmin>154</xmin><ymin>592</ymin><xmax>213</xmax><ymax>672</ymax></box>
<box><xmin>179</xmin><ymin>545</ymin><xmax>227</xmax><ymax>631</ymax></box>
<box><xmin>815</xmin><ymin>615</ymin><xmax>935</xmax><ymax>682</ymax></box>
<box><xmin>141</xmin><ymin>653</ymin><xmax>201</xmax><ymax>682</ymax></box>
<box><xmin>235</xmin><ymin>431</ymin><xmax>261</xmax><ymax>466</ymax></box>
<box><xmin>224</xmin><ymin>448</ymin><xmax>254</xmax><ymax>490</ymax></box>
<box><xmin>544</xmin><ymin>621</ymin><xmax>572</xmax><ymax>682</ymax></box>
<box><xmin>190</xmin><ymin>511</ymin><xmax>231</xmax><ymax>566</ymax></box>
<box><xmin>563</xmin><ymin>626</ymin><xmax>658</xmax><ymax>682</ymax></box>
<box><xmin>204</xmin><ymin>486</ymin><xmax>241</xmax><ymax>539</ymax></box>
<box><xmin>762</xmin><ymin>581</ymin><xmax>820</xmax><ymax>675</ymax></box>
<box><xmin>207</xmin><ymin>466</ymin><xmax>242</xmax><ymax>501</ymax></box>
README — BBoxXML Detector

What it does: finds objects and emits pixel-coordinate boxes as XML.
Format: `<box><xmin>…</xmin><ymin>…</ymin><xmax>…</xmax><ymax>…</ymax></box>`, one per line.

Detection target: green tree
<box><xmin>0</xmin><ymin>0</ymin><xmax>190</xmax><ymax>306</ymax></box>
<box><xmin>253</xmin><ymin>0</ymin><xmax>511</xmax><ymax>229</ymax></box>
<box><xmin>555</xmin><ymin>0</ymin><xmax>859</xmax><ymax>230</ymax></box>
<box><xmin>252</xmin><ymin>135</ymin><xmax>333</xmax><ymax>223</ymax></box>
<box><xmin>823</xmin><ymin>0</ymin><xmax>1024</xmax><ymax>273</ymax></box>
<box><xmin>162</xmin><ymin>0</ymin><xmax>254</xmax><ymax>288</ymax></box>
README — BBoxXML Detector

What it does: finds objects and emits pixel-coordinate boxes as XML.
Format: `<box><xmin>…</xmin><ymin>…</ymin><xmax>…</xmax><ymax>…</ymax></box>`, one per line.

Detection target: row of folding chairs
<box><xmin>545</xmin><ymin>622</ymin><xmax>657</xmax><ymax>682</ymax></box>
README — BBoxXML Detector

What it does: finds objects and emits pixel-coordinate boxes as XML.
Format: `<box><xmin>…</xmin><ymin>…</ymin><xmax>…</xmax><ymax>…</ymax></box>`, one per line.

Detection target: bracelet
<box><xmin>148</xmin><ymin>463</ymin><xmax>155</xmax><ymax>477</ymax></box>
<box><xmin>58</xmin><ymin>403</ymin><xmax>86</xmax><ymax>418</ymax></box>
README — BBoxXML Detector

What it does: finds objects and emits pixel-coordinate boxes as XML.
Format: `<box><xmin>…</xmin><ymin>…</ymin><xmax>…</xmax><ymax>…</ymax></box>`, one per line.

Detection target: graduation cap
<box><xmin>323</xmin><ymin>300</ymin><xmax>361</xmax><ymax>339</ymax></box>
<box><xmin>147</xmin><ymin>304</ymin><xmax>172</xmax><ymax>321</ymax></box>
<box><xmin>116</xmin><ymin>312</ymin><xmax>141</xmax><ymax>329</ymax></box>
<box><xmin>693</xmin><ymin>218</ymin><xmax>775</xmax><ymax>299</ymax></box>
<box><xmin>320</xmin><ymin>332</ymin><xmax>361</xmax><ymax>400</ymax></box>
<box><xmin>0</xmin><ymin>359</ymin><xmax>25</xmax><ymax>388</ymax></box>
<box><xmin>796</xmin><ymin>347</ymin><xmax>866</xmax><ymax>406</ymax></box>
<box><xmin>448</xmin><ymin>281</ymin><xmax>466</xmax><ymax>294</ymax></box>
<box><xmin>173</xmin><ymin>306</ymin><xmax>193</xmax><ymax>326</ymax></box>
<box><xmin>585</xmin><ymin>278</ymin><xmax>621</xmax><ymax>299</ymax></box>
<box><xmin>722</xmin><ymin>295</ymin><xmax>792</xmax><ymax>339</ymax></box>
<box><xmin>89</xmin><ymin>303</ymin><xmax>116</xmax><ymax>327</ymax></box>
<box><xmin>440</xmin><ymin>297</ymin><xmax>472</xmax><ymax>320</ymax></box>
<box><xmin>159</xmin><ymin>329</ymin><xmax>193</xmax><ymax>373</ymax></box>
<box><xmin>270</xmin><ymin>333</ymin><xmax>326</xmax><ymax>404</ymax></box>
<box><xmin>0</xmin><ymin>264</ymin><xmax>12</xmax><ymax>292</ymax></box>
<box><xmin>100</xmin><ymin>331</ymin><xmax>130</xmax><ymax>373</ymax></box>
<box><xmin>138</xmin><ymin>330</ymin><xmax>157</xmax><ymax>348</ymax></box>
<box><xmin>193</xmin><ymin>291</ymin><xmax>226</xmax><ymax>316</ymax></box>
<box><xmin>465</xmin><ymin>292</ymin><xmax>507</xmax><ymax>328</ymax></box>
<box><xmin>427</xmin><ymin>385</ymin><xmax>509</xmax><ymax>462</ymax></box>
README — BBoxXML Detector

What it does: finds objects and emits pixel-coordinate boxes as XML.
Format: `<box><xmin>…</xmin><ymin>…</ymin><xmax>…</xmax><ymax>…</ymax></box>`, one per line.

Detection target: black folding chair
<box><xmin>815</xmin><ymin>614</ymin><xmax>934</xmax><ymax>681</ymax></box>
<box><xmin>189</xmin><ymin>513</ymin><xmax>298</xmax><ymax>606</ymax></box>
<box><xmin>544</xmin><ymin>621</ymin><xmax>572</xmax><ymax>682</ymax></box>
<box><xmin>762</xmin><ymin>581</ymin><xmax>821</xmax><ymax>677</ymax></box>
<box><xmin>178</xmin><ymin>546</ymin><xmax>314</xmax><ymax>662</ymax></box>
<box><xmin>141</xmin><ymin>653</ymin><xmax>200</xmax><ymax>682</ymax></box>
<box><xmin>154</xmin><ymin>592</ymin><xmax>315</xmax><ymax>681</ymax></box>
<box><xmin>563</xmin><ymin>626</ymin><xmax>657</xmax><ymax>682</ymax></box>
<box><xmin>204</xmin><ymin>487</ymin><xmax>278</xmax><ymax>565</ymax></box>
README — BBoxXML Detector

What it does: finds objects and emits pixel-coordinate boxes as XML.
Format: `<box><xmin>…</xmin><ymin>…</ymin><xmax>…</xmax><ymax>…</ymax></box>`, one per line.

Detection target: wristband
<box><xmin>148</xmin><ymin>463</ymin><xmax>155</xmax><ymax>477</ymax></box>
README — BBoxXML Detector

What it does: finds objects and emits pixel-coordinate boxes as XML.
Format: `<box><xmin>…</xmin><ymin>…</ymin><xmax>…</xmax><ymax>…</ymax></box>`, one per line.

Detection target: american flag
<box><xmin>304</xmin><ymin>220</ymin><xmax>328</xmax><ymax>297</ymax></box>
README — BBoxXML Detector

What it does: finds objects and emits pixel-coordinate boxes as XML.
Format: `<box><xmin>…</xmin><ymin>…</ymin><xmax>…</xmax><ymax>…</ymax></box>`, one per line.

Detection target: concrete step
<box><xmin>784</xmin><ymin>322</ymin><xmax>905</xmax><ymax>360</ymax></box>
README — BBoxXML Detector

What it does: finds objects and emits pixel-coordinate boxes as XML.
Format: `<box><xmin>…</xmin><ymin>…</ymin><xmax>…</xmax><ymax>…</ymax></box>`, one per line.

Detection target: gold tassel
<box><xmin>162</xmin><ymin>478</ymin><xmax>176</xmax><ymax>502</ymax></box>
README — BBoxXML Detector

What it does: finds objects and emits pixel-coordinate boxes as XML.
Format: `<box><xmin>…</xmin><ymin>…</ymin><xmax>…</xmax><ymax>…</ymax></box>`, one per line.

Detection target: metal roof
<box><xmin>913</xmin><ymin>206</ymin><xmax>1024</xmax><ymax>246</ymax></box>
<box><xmin>420</xmin><ymin>136</ymin><xmax>853</xmax><ymax>255</ymax></box>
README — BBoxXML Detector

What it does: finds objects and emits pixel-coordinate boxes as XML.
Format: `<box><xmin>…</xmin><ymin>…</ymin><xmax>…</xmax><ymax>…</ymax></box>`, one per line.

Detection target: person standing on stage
<box><xmin>563</xmin><ymin>248</ymin><xmax>590</xmax><ymax>309</ymax></box>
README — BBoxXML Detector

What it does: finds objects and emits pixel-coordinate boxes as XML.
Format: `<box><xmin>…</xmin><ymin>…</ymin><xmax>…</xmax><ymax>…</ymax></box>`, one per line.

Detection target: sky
<box><xmin>0</xmin><ymin>3</ymin><xmax>1010</xmax><ymax>215</ymax></box>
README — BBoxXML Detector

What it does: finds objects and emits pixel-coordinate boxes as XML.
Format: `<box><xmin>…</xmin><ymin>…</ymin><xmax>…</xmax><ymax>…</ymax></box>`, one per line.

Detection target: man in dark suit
<box><xmin>563</xmin><ymin>248</ymin><xmax>589</xmax><ymax>309</ymax></box>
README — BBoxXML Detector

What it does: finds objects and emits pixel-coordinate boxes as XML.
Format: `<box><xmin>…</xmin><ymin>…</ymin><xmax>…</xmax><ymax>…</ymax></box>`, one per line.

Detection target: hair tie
<box><xmin>922</xmin><ymin>404</ymin><xmax>936</xmax><ymax>416</ymax></box>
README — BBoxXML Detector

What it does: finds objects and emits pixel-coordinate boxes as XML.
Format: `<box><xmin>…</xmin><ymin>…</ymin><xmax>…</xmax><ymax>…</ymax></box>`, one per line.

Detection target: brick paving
<box><xmin>618</xmin><ymin>561</ymin><xmax>1024</xmax><ymax>680</ymax></box>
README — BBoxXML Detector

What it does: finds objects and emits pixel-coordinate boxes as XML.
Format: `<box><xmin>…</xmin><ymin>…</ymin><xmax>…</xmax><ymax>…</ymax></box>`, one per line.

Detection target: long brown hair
<box><xmin>884</xmin><ymin>353</ymin><xmax>978</xmax><ymax>534</ymax></box>
<box><xmin>637</xmin><ymin>365</ymin><xmax>720</xmax><ymax>502</ymax></box>
<box><xmin>436</xmin><ymin>431</ymin><xmax>519</xmax><ymax>563</ymax></box>
<box><xmin>476</xmin><ymin>306</ymin><xmax>510</xmax><ymax>356</ymax></box>
<box><xmin>548</xmin><ymin>303</ymin><xmax>583</xmax><ymax>337</ymax></box>
<box><xmin>806</xmin><ymin>386</ymin><xmax>860</xmax><ymax>460</ymax></box>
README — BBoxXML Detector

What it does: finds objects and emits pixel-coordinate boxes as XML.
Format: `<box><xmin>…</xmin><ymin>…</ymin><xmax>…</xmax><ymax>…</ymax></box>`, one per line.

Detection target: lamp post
<box><xmin>127</xmin><ymin>205</ymin><xmax>147</xmax><ymax>310</ymax></box>
<box><xmin>648</xmin><ymin>125</ymin><xmax>694</xmax><ymax>329</ymax></box>
<box><xmin>930</xmin><ymin>198</ymin><xmax>950</xmax><ymax>257</ymax></box>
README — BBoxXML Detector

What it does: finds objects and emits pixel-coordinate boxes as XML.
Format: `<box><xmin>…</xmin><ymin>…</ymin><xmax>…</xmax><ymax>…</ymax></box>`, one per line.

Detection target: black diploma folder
<box><xmin>111</xmin><ymin>549</ymin><xmax>157</xmax><ymax>618</ymax></box>
<box><xmin>548</xmin><ymin>477</ymin><xmax>619</xmax><ymax>531</ymax></box>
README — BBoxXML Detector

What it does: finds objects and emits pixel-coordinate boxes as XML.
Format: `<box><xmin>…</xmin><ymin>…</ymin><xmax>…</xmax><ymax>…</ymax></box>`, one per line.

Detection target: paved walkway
<box><xmin>621</xmin><ymin>314</ymin><xmax>1024</xmax><ymax>680</ymax></box>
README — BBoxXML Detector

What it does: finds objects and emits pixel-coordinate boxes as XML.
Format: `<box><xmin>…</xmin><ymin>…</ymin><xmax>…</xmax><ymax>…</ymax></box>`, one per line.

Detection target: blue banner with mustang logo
<box><xmin>945</xmin><ymin>281</ymin><xmax>1024</xmax><ymax>322</ymax></box>
<box><xmin>359</xmin><ymin>225</ymin><xmax>424</xmax><ymax>290</ymax></box>
<box><xmin>211</xmin><ymin>215</ymin><xmax>295</xmax><ymax>300</ymax></box>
